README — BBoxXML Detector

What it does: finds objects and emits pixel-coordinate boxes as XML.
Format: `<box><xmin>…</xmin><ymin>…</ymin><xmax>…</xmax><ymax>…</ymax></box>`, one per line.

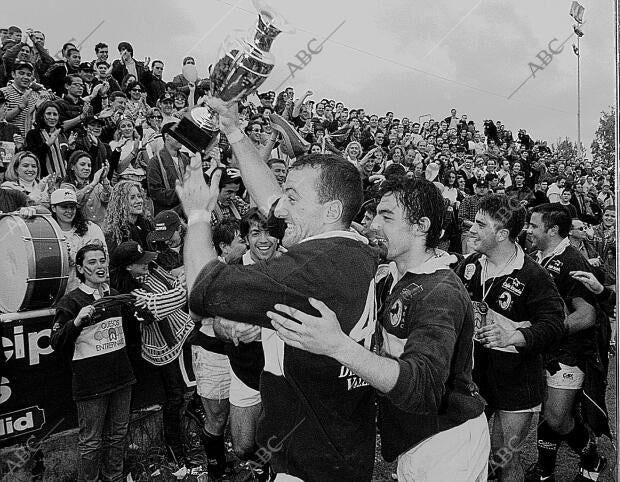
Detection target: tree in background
<box><xmin>553</xmin><ymin>137</ymin><xmax>579</xmax><ymax>160</ymax></box>
<box><xmin>590</xmin><ymin>107</ymin><xmax>614</xmax><ymax>166</ymax></box>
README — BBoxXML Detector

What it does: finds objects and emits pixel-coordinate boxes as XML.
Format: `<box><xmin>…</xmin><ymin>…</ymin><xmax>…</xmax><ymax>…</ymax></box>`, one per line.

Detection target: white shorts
<box><xmin>397</xmin><ymin>413</ymin><xmax>490</xmax><ymax>482</ymax></box>
<box><xmin>546</xmin><ymin>363</ymin><xmax>585</xmax><ymax>390</ymax></box>
<box><xmin>229</xmin><ymin>368</ymin><xmax>261</xmax><ymax>408</ymax></box>
<box><xmin>502</xmin><ymin>404</ymin><xmax>542</xmax><ymax>414</ymax></box>
<box><xmin>191</xmin><ymin>345</ymin><xmax>231</xmax><ymax>401</ymax></box>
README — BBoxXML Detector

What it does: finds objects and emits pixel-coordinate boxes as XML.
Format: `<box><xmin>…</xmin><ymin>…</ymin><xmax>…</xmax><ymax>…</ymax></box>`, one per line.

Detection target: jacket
<box><xmin>147</xmin><ymin>148</ymin><xmax>190</xmax><ymax>215</ymax></box>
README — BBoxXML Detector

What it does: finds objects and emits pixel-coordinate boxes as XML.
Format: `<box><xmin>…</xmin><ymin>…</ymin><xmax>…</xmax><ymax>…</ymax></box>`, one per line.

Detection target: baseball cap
<box><xmin>79</xmin><ymin>62</ymin><xmax>94</xmax><ymax>72</ymax></box>
<box><xmin>159</xmin><ymin>93</ymin><xmax>174</xmax><ymax>103</ymax></box>
<box><xmin>84</xmin><ymin>115</ymin><xmax>105</xmax><ymax>126</ymax></box>
<box><xmin>12</xmin><ymin>60</ymin><xmax>34</xmax><ymax>73</ymax></box>
<box><xmin>110</xmin><ymin>241</ymin><xmax>158</xmax><ymax>268</ymax></box>
<box><xmin>50</xmin><ymin>188</ymin><xmax>77</xmax><ymax>205</ymax></box>
<box><xmin>476</xmin><ymin>178</ymin><xmax>489</xmax><ymax>189</ymax></box>
<box><xmin>147</xmin><ymin>210</ymin><xmax>181</xmax><ymax>243</ymax></box>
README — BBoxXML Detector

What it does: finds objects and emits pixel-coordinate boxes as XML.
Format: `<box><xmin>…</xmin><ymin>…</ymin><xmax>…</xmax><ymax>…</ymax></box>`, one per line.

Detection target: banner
<box><xmin>1</xmin><ymin>312</ymin><xmax>165</xmax><ymax>448</ymax></box>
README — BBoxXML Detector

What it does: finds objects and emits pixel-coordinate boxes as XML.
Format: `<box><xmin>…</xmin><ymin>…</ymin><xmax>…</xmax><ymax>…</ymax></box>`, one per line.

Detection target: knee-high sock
<box><xmin>536</xmin><ymin>421</ymin><xmax>563</xmax><ymax>475</ymax></box>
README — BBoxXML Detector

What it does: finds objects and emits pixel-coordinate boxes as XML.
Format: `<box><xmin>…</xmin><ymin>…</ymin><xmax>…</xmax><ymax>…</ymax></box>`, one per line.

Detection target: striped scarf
<box><xmin>41</xmin><ymin>130</ymin><xmax>66</xmax><ymax>178</ymax></box>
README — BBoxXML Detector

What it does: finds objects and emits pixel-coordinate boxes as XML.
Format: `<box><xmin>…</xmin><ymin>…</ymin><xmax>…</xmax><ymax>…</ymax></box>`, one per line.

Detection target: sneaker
<box><xmin>524</xmin><ymin>463</ymin><xmax>555</xmax><ymax>482</ymax></box>
<box><xmin>574</xmin><ymin>456</ymin><xmax>606</xmax><ymax>481</ymax></box>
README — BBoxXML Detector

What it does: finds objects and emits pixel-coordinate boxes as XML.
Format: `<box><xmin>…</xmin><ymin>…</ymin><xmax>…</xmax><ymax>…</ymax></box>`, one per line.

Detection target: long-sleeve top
<box><xmin>375</xmin><ymin>255</ymin><xmax>485</xmax><ymax>461</ymax></box>
<box><xmin>50</xmin><ymin>284</ymin><xmax>135</xmax><ymax>400</ymax></box>
<box><xmin>457</xmin><ymin>193</ymin><xmax>483</xmax><ymax>230</ymax></box>
<box><xmin>189</xmin><ymin>231</ymin><xmax>378</xmax><ymax>482</ymax></box>
<box><xmin>127</xmin><ymin>263</ymin><xmax>193</xmax><ymax>365</ymax></box>
<box><xmin>146</xmin><ymin>148</ymin><xmax>190</xmax><ymax>215</ymax></box>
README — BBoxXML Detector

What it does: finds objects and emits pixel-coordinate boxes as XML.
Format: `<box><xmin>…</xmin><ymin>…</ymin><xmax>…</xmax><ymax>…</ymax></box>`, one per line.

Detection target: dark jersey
<box><xmin>375</xmin><ymin>259</ymin><xmax>486</xmax><ymax>461</ymax></box>
<box><xmin>455</xmin><ymin>248</ymin><xmax>565</xmax><ymax>410</ymax></box>
<box><xmin>190</xmin><ymin>232</ymin><xmax>378</xmax><ymax>482</ymax></box>
<box><xmin>536</xmin><ymin>240</ymin><xmax>599</xmax><ymax>367</ymax></box>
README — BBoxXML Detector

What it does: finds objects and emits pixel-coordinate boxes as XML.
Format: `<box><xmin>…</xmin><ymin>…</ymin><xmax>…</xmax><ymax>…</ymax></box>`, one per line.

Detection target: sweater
<box><xmin>50</xmin><ymin>285</ymin><xmax>135</xmax><ymax>400</ymax></box>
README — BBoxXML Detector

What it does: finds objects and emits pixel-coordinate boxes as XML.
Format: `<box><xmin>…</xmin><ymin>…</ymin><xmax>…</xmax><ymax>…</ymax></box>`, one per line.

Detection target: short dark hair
<box><xmin>212</xmin><ymin>219</ymin><xmax>240</xmax><ymax>256</ymax></box>
<box><xmin>152</xmin><ymin>60</ymin><xmax>164</xmax><ymax>68</ymax></box>
<box><xmin>109</xmin><ymin>91</ymin><xmax>127</xmax><ymax>102</ymax></box>
<box><xmin>531</xmin><ymin>203</ymin><xmax>572</xmax><ymax>238</ymax></box>
<box><xmin>66</xmin><ymin>48</ymin><xmax>80</xmax><ymax>58</ymax></box>
<box><xmin>95</xmin><ymin>60</ymin><xmax>110</xmax><ymax>68</ymax></box>
<box><xmin>75</xmin><ymin>243</ymin><xmax>106</xmax><ymax>281</ymax></box>
<box><xmin>64</xmin><ymin>74</ymin><xmax>81</xmax><ymax>88</ymax></box>
<box><xmin>95</xmin><ymin>42</ymin><xmax>108</xmax><ymax>53</ymax></box>
<box><xmin>290</xmin><ymin>154</ymin><xmax>364</xmax><ymax>226</ymax></box>
<box><xmin>62</xmin><ymin>42</ymin><xmax>75</xmax><ymax>53</ymax></box>
<box><xmin>378</xmin><ymin>176</ymin><xmax>444</xmax><ymax>249</ymax></box>
<box><xmin>240</xmin><ymin>207</ymin><xmax>268</xmax><ymax>238</ymax></box>
<box><xmin>478</xmin><ymin>194</ymin><xmax>526</xmax><ymax>241</ymax></box>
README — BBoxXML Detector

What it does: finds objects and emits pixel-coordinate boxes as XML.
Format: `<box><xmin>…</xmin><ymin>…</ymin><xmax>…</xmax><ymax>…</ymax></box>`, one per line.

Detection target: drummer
<box><xmin>50</xmin><ymin>188</ymin><xmax>108</xmax><ymax>292</ymax></box>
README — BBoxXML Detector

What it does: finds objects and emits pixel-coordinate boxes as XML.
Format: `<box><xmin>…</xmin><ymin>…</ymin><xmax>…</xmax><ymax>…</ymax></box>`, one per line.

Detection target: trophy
<box><xmin>170</xmin><ymin>1</ymin><xmax>291</xmax><ymax>153</ymax></box>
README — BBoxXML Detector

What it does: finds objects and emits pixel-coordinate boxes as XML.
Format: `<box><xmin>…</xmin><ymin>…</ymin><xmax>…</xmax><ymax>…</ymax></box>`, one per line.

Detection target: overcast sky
<box><xmin>6</xmin><ymin>0</ymin><xmax>615</xmax><ymax>152</ymax></box>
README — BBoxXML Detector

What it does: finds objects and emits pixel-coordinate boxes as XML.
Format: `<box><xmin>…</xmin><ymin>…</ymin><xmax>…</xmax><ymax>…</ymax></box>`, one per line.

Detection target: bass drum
<box><xmin>0</xmin><ymin>214</ymin><xmax>69</xmax><ymax>313</ymax></box>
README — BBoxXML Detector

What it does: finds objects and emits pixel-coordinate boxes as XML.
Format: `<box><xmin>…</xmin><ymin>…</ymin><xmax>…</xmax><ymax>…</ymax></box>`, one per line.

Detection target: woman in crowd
<box><xmin>1</xmin><ymin>151</ymin><xmax>51</xmax><ymax>204</ymax></box>
<box><xmin>108</xmin><ymin>240</ymin><xmax>194</xmax><ymax>468</ymax></box>
<box><xmin>173</xmin><ymin>92</ymin><xmax>189</xmax><ymax>119</ymax></box>
<box><xmin>124</xmin><ymin>80</ymin><xmax>149</xmax><ymax>126</ymax></box>
<box><xmin>104</xmin><ymin>180</ymin><xmax>152</xmax><ymax>252</ymax></box>
<box><xmin>121</xmin><ymin>73</ymin><xmax>137</xmax><ymax>94</ymax></box>
<box><xmin>389</xmin><ymin>145</ymin><xmax>405</xmax><ymax>165</ymax></box>
<box><xmin>61</xmin><ymin>150</ymin><xmax>111</xmax><ymax>227</ymax></box>
<box><xmin>50</xmin><ymin>188</ymin><xmax>107</xmax><ymax>292</ymax></box>
<box><xmin>343</xmin><ymin>141</ymin><xmax>362</xmax><ymax>164</ymax></box>
<box><xmin>25</xmin><ymin>101</ymin><xmax>75</xmax><ymax>178</ymax></box>
<box><xmin>109</xmin><ymin>117</ymin><xmax>146</xmax><ymax>183</ymax></box>
<box><xmin>142</xmin><ymin>108</ymin><xmax>164</xmax><ymax>158</ymax></box>
<box><xmin>442</xmin><ymin>169</ymin><xmax>462</xmax><ymax>207</ymax></box>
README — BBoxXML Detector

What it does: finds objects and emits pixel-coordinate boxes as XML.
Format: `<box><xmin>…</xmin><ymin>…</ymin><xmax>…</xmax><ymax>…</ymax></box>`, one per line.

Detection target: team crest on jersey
<box><xmin>546</xmin><ymin>259</ymin><xmax>563</xmax><ymax>274</ymax></box>
<box><xmin>501</xmin><ymin>277</ymin><xmax>524</xmax><ymax>296</ymax></box>
<box><xmin>498</xmin><ymin>291</ymin><xmax>512</xmax><ymax>310</ymax></box>
<box><xmin>400</xmin><ymin>282</ymin><xmax>423</xmax><ymax>303</ymax></box>
<box><xmin>464</xmin><ymin>264</ymin><xmax>476</xmax><ymax>280</ymax></box>
<box><xmin>389</xmin><ymin>299</ymin><xmax>404</xmax><ymax>327</ymax></box>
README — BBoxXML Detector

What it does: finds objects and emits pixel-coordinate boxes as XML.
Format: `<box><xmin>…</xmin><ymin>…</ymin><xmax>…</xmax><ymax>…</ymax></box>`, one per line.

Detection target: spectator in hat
<box><xmin>158</xmin><ymin>93</ymin><xmax>177</xmax><ymax>125</ymax></box>
<box><xmin>51</xmin><ymin>187</ymin><xmax>108</xmax><ymax>292</ymax></box>
<box><xmin>147</xmin><ymin>209</ymin><xmax>184</xmax><ymax>271</ymax></box>
<box><xmin>108</xmin><ymin>240</ymin><xmax>194</xmax><ymax>470</ymax></box>
<box><xmin>25</xmin><ymin>100</ymin><xmax>73</xmax><ymax>178</ymax></box>
<box><xmin>2</xmin><ymin>60</ymin><xmax>39</xmax><ymax>136</ymax></box>
<box><xmin>111</xmin><ymin>41</ymin><xmax>147</xmax><ymax>89</ymax></box>
<box><xmin>147</xmin><ymin>121</ymin><xmax>190</xmax><ymax>215</ymax></box>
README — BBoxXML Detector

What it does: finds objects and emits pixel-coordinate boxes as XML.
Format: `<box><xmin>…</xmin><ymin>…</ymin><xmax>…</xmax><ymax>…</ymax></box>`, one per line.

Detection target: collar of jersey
<box><xmin>79</xmin><ymin>283</ymin><xmax>109</xmax><ymax>296</ymax></box>
<box><xmin>298</xmin><ymin>229</ymin><xmax>369</xmax><ymax>245</ymax></box>
<box><xmin>537</xmin><ymin>236</ymin><xmax>570</xmax><ymax>263</ymax></box>
<box><xmin>479</xmin><ymin>242</ymin><xmax>525</xmax><ymax>277</ymax></box>
<box><xmin>388</xmin><ymin>249</ymin><xmax>458</xmax><ymax>288</ymax></box>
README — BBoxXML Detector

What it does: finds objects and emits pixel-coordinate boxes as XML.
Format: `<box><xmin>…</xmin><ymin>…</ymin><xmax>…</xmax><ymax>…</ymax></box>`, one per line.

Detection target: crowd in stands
<box><xmin>0</xmin><ymin>24</ymin><xmax>616</xmax><ymax>482</ymax></box>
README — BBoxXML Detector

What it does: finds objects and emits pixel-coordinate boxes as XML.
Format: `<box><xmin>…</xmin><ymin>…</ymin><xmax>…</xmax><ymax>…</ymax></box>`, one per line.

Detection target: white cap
<box><xmin>50</xmin><ymin>188</ymin><xmax>77</xmax><ymax>205</ymax></box>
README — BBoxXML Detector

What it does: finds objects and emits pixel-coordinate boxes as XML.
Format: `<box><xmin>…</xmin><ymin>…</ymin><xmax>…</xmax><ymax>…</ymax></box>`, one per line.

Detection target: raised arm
<box><xmin>205</xmin><ymin>96</ymin><xmax>280</xmax><ymax>215</ymax></box>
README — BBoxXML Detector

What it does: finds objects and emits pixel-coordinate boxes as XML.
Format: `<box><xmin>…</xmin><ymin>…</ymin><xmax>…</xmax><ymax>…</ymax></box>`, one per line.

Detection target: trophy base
<box><xmin>170</xmin><ymin>107</ymin><xmax>219</xmax><ymax>153</ymax></box>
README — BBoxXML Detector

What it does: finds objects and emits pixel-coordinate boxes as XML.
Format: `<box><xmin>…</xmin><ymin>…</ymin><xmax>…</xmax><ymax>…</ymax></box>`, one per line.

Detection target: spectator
<box><xmin>505</xmin><ymin>171</ymin><xmax>534</xmax><ymax>209</ymax></box>
<box><xmin>111</xmin><ymin>42</ymin><xmax>147</xmax><ymax>89</ymax></box>
<box><xmin>2</xmin><ymin>60</ymin><xmax>39</xmax><ymax>135</ymax></box>
<box><xmin>91</xmin><ymin>42</ymin><xmax>108</xmax><ymax>67</ymax></box>
<box><xmin>56</xmin><ymin>74</ymin><xmax>92</xmax><ymax>134</ymax></box>
<box><xmin>210</xmin><ymin>167</ymin><xmax>249</xmax><ymax>225</ymax></box>
<box><xmin>147</xmin><ymin>121</ymin><xmax>189</xmax><ymax>215</ymax></box>
<box><xmin>142</xmin><ymin>60</ymin><xmax>166</xmax><ymax>107</ymax></box>
<box><xmin>1</xmin><ymin>150</ymin><xmax>50</xmax><ymax>204</ymax></box>
<box><xmin>61</xmin><ymin>150</ymin><xmax>110</xmax><ymax>228</ymax></box>
<box><xmin>458</xmin><ymin>178</ymin><xmax>489</xmax><ymax>254</ymax></box>
<box><xmin>124</xmin><ymin>80</ymin><xmax>149</xmax><ymax>124</ymax></box>
<box><xmin>597</xmin><ymin>181</ymin><xmax>613</xmax><ymax>208</ymax></box>
<box><xmin>25</xmin><ymin>100</ymin><xmax>73</xmax><ymax>178</ymax></box>
<box><xmin>50</xmin><ymin>243</ymin><xmax>135</xmax><ymax>482</ymax></box>
<box><xmin>108</xmin><ymin>117</ymin><xmax>145</xmax><ymax>183</ymax></box>
<box><xmin>104</xmin><ymin>180</ymin><xmax>152</xmax><ymax>252</ymax></box>
<box><xmin>44</xmin><ymin>47</ymin><xmax>81</xmax><ymax>96</ymax></box>
<box><xmin>50</xmin><ymin>188</ymin><xmax>108</xmax><ymax>292</ymax></box>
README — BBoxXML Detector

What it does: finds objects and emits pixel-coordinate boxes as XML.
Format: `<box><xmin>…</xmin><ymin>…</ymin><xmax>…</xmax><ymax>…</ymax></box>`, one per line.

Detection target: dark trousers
<box><xmin>76</xmin><ymin>385</ymin><xmax>132</xmax><ymax>482</ymax></box>
<box><xmin>159</xmin><ymin>358</ymin><xmax>188</xmax><ymax>460</ymax></box>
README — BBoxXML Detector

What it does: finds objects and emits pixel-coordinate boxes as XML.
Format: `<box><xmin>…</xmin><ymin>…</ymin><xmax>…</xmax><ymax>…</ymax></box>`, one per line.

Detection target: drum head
<box><xmin>0</xmin><ymin>216</ymin><xmax>30</xmax><ymax>312</ymax></box>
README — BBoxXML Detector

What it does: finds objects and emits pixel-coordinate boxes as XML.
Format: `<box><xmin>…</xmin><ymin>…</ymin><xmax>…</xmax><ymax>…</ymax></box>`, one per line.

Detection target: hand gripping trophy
<box><xmin>170</xmin><ymin>1</ymin><xmax>291</xmax><ymax>153</ymax></box>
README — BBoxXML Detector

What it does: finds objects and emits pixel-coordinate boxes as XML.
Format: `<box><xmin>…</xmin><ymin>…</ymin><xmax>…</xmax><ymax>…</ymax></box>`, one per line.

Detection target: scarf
<box><xmin>41</xmin><ymin>130</ymin><xmax>66</xmax><ymax>178</ymax></box>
